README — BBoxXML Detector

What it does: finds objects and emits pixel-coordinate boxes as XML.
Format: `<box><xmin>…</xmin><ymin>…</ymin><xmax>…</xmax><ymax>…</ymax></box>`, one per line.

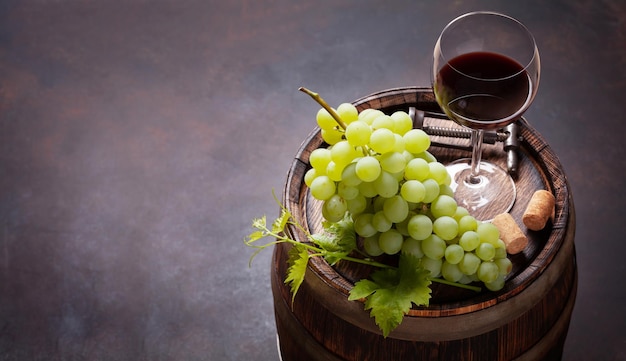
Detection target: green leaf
<box><xmin>321</xmin><ymin>250</ymin><xmax>349</xmax><ymax>266</ymax></box>
<box><xmin>245</xmin><ymin>230</ymin><xmax>266</xmax><ymax>245</ymax></box>
<box><xmin>272</xmin><ymin>209</ymin><xmax>291</xmax><ymax>233</ymax></box>
<box><xmin>396</xmin><ymin>253</ymin><xmax>432</xmax><ymax>307</ymax></box>
<box><xmin>252</xmin><ymin>216</ymin><xmax>267</xmax><ymax>230</ymax></box>
<box><xmin>285</xmin><ymin>244</ymin><xmax>309</xmax><ymax>305</ymax></box>
<box><xmin>349</xmin><ymin>253</ymin><xmax>432</xmax><ymax>337</ymax></box>
<box><xmin>348</xmin><ymin>279</ymin><xmax>379</xmax><ymax>301</ymax></box>
<box><xmin>311</xmin><ymin>215</ymin><xmax>357</xmax><ymax>265</ymax></box>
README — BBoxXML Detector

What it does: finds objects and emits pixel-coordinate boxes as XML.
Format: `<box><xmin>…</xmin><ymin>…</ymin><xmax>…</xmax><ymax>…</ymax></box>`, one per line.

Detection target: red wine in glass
<box><xmin>435</xmin><ymin>51</ymin><xmax>532</xmax><ymax>130</ymax></box>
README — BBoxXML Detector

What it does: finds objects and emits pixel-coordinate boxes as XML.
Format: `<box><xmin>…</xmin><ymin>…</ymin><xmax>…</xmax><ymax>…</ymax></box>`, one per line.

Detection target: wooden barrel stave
<box><xmin>274</xmin><ymin>87</ymin><xmax>576</xmax><ymax>361</ymax></box>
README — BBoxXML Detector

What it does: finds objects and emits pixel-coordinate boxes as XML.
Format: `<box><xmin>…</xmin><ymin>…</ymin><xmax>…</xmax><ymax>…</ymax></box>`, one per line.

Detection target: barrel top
<box><xmin>283</xmin><ymin>86</ymin><xmax>573</xmax><ymax>317</ymax></box>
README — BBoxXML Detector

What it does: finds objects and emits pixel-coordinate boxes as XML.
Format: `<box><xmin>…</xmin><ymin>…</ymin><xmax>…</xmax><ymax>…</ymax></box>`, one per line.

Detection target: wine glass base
<box><xmin>446</xmin><ymin>159</ymin><xmax>516</xmax><ymax>221</ymax></box>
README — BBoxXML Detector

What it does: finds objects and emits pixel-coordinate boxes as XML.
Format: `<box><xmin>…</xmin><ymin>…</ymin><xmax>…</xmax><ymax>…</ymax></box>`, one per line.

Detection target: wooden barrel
<box><xmin>272</xmin><ymin>87</ymin><xmax>577</xmax><ymax>361</ymax></box>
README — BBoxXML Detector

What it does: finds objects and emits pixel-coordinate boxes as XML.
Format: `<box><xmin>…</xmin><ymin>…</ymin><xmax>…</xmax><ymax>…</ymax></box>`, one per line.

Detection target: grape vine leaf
<box><xmin>348</xmin><ymin>253</ymin><xmax>432</xmax><ymax>337</ymax></box>
<box><xmin>285</xmin><ymin>244</ymin><xmax>309</xmax><ymax>305</ymax></box>
<box><xmin>311</xmin><ymin>215</ymin><xmax>357</xmax><ymax>265</ymax></box>
<box><xmin>246</xmin><ymin>230</ymin><xmax>265</xmax><ymax>243</ymax></box>
<box><xmin>251</xmin><ymin>216</ymin><xmax>267</xmax><ymax>231</ymax></box>
<box><xmin>272</xmin><ymin>209</ymin><xmax>291</xmax><ymax>234</ymax></box>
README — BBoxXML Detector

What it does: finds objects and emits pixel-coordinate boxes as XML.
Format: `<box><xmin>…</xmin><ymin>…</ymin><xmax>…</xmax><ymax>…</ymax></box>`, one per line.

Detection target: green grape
<box><xmin>372</xmin><ymin>196</ymin><xmax>386</xmax><ymax>212</ymax></box>
<box><xmin>476</xmin><ymin>242</ymin><xmax>496</xmax><ymax>261</ymax></box>
<box><xmin>421</xmin><ymin>256</ymin><xmax>442</xmax><ymax>278</ymax></box>
<box><xmin>390</xmin><ymin>111</ymin><xmax>413</xmax><ymax>136</ymax></box>
<box><xmin>421</xmin><ymin>234</ymin><xmax>446</xmax><ymax>260</ymax></box>
<box><xmin>407</xmin><ymin>201</ymin><xmax>420</xmax><ymax>211</ymax></box>
<box><xmin>400</xmin><ymin>180</ymin><xmax>426</xmax><ymax>203</ymax></box>
<box><xmin>310</xmin><ymin>175</ymin><xmax>336</xmax><ymax>200</ymax></box>
<box><xmin>477</xmin><ymin>261</ymin><xmax>499</xmax><ymax>284</ymax></box>
<box><xmin>414</xmin><ymin>150</ymin><xmax>437</xmax><ymax>163</ymax></box>
<box><xmin>309</xmin><ymin>148</ymin><xmax>332</xmax><ymax>171</ymax></box>
<box><xmin>373</xmin><ymin>171</ymin><xmax>399</xmax><ymax>198</ymax></box>
<box><xmin>372</xmin><ymin>114</ymin><xmax>395</xmax><ymax>131</ymax></box>
<box><xmin>432</xmin><ymin>216</ymin><xmax>459</xmax><ymax>241</ymax></box>
<box><xmin>495</xmin><ymin>238</ymin><xmax>506</xmax><ymax>249</ymax></box>
<box><xmin>494</xmin><ymin>258</ymin><xmax>513</xmax><ymax>275</ymax></box>
<box><xmin>354</xmin><ymin>213</ymin><xmax>377</xmax><ymax>238</ymax></box>
<box><xmin>458</xmin><ymin>252</ymin><xmax>481</xmax><ymax>275</ymax></box>
<box><xmin>337</xmin><ymin>103</ymin><xmax>358</xmax><ymax>124</ymax></box>
<box><xmin>326</xmin><ymin>161</ymin><xmax>345</xmax><ymax>182</ymax></box>
<box><xmin>378</xmin><ymin>229</ymin><xmax>404</xmax><ymax>255</ymax></box>
<box><xmin>359</xmin><ymin>109</ymin><xmax>384</xmax><ymax>125</ymax></box>
<box><xmin>304</xmin><ymin>168</ymin><xmax>318</xmax><ymax>187</ymax></box>
<box><xmin>441</xmin><ymin>261</ymin><xmax>463</xmax><ymax>282</ymax></box>
<box><xmin>444</xmin><ymin>244</ymin><xmax>464</xmax><ymax>264</ymax></box>
<box><xmin>485</xmin><ymin>275</ymin><xmax>506</xmax><ymax>291</ymax></box>
<box><xmin>401</xmin><ymin>237</ymin><xmax>424</xmax><ymax>258</ymax></box>
<box><xmin>330</xmin><ymin>140</ymin><xmax>357</xmax><ymax>166</ymax></box>
<box><xmin>346</xmin><ymin>194</ymin><xmax>367</xmax><ymax>216</ymax></box>
<box><xmin>316</xmin><ymin>108</ymin><xmax>337</xmax><ymax>130</ymax></box>
<box><xmin>363</xmin><ymin>235</ymin><xmax>383</xmax><ymax>257</ymax></box>
<box><xmin>422</xmin><ymin>179</ymin><xmax>440</xmax><ymax>203</ymax></box>
<box><xmin>337</xmin><ymin>181</ymin><xmax>359</xmax><ymax>200</ymax></box>
<box><xmin>341</xmin><ymin>162</ymin><xmax>361</xmax><ymax>186</ymax></box>
<box><xmin>391</xmin><ymin>169</ymin><xmax>405</xmax><ymax>182</ymax></box>
<box><xmin>494</xmin><ymin>246</ymin><xmax>507</xmax><ymax>260</ymax></box>
<box><xmin>454</xmin><ymin>206</ymin><xmax>470</xmax><ymax>221</ymax></box>
<box><xmin>358</xmin><ymin>181</ymin><xmax>378</xmax><ymax>198</ymax></box>
<box><xmin>393</xmin><ymin>134</ymin><xmax>406</xmax><ymax>153</ymax></box>
<box><xmin>382</xmin><ymin>195</ymin><xmax>409</xmax><ymax>223</ymax></box>
<box><xmin>458</xmin><ymin>215</ymin><xmax>478</xmax><ymax>234</ymax></box>
<box><xmin>428</xmin><ymin>162</ymin><xmax>448</xmax><ymax>184</ymax></box>
<box><xmin>322</xmin><ymin>194</ymin><xmax>347</xmax><ymax>222</ymax></box>
<box><xmin>355</xmin><ymin>156</ymin><xmax>382</xmax><ymax>182</ymax></box>
<box><xmin>430</xmin><ymin>195</ymin><xmax>458</xmax><ymax>218</ymax></box>
<box><xmin>395</xmin><ymin>211</ymin><xmax>415</xmax><ymax>236</ymax></box>
<box><xmin>459</xmin><ymin>230</ymin><xmax>480</xmax><ymax>251</ymax></box>
<box><xmin>442</xmin><ymin>171</ymin><xmax>452</xmax><ymax>186</ymax></box>
<box><xmin>439</xmin><ymin>184</ymin><xmax>454</xmax><ymax>197</ymax></box>
<box><xmin>494</xmin><ymin>239</ymin><xmax>508</xmax><ymax>259</ymax></box>
<box><xmin>372</xmin><ymin>211</ymin><xmax>392</xmax><ymax>233</ymax></box>
<box><xmin>403</xmin><ymin>129</ymin><xmax>431</xmax><ymax>154</ymax></box>
<box><xmin>321</xmin><ymin>128</ymin><xmax>343</xmax><ymax>145</ymax></box>
<box><xmin>477</xmin><ymin>222</ymin><xmax>500</xmax><ymax>246</ymax></box>
<box><xmin>345</xmin><ymin>120</ymin><xmax>372</xmax><ymax>147</ymax></box>
<box><xmin>357</xmin><ymin>108</ymin><xmax>375</xmax><ymax>119</ymax></box>
<box><xmin>369</xmin><ymin>128</ymin><xmax>395</xmax><ymax>154</ymax></box>
<box><xmin>407</xmin><ymin>214</ymin><xmax>433</xmax><ymax>241</ymax></box>
<box><xmin>379</xmin><ymin>151</ymin><xmax>406</xmax><ymax>174</ymax></box>
<box><xmin>402</xmin><ymin>150</ymin><xmax>415</xmax><ymax>164</ymax></box>
<box><xmin>404</xmin><ymin>158</ymin><xmax>429</xmax><ymax>181</ymax></box>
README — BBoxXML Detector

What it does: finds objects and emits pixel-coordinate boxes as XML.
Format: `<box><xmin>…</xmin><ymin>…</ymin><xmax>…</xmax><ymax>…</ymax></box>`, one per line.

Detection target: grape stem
<box><xmin>299</xmin><ymin>87</ymin><xmax>348</xmax><ymax>130</ymax></box>
<box><xmin>246</xmin><ymin>198</ymin><xmax>482</xmax><ymax>294</ymax></box>
<box><xmin>430</xmin><ymin>278</ymin><xmax>482</xmax><ymax>292</ymax></box>
<box><xmin>341</xmin><ymin>255</ymin><xmax>395</xmax><ymax>269</ymax></box>
<box><xmin>299</xmin><ymin>86</ymin><xmax>372</xmax><ymax>157</ymax></box>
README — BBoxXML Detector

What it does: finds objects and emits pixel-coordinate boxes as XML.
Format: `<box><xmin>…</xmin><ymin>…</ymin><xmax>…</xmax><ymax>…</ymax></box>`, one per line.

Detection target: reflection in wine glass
<box><xmin>432</xmin><ymin>11</ymin><xmax>540</xmax><ymax>221</ymax></box>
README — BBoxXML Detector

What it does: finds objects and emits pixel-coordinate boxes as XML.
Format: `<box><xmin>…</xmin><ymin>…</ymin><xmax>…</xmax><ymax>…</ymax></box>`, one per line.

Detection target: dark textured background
<box><xmin>0</xmin><ymin>1</ymin><xmax>624</xmax><ymax>360</ymax></box>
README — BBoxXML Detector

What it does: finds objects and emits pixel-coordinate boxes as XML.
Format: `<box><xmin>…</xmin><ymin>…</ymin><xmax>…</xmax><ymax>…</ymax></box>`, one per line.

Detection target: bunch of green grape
<box><xmin>304</xmin><ymin>102</ymin><xmax>512</xmax><ymax>291</ymax></box>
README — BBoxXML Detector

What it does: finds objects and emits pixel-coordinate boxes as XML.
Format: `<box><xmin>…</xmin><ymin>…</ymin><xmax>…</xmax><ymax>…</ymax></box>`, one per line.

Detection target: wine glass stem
<box><xmin>468</xmin><ymin>129</ymin><xmax>484</xmax><ymax>184</ymax></box>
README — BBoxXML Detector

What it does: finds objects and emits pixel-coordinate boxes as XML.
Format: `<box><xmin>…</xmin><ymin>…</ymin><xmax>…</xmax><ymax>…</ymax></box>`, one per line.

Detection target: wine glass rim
<box><xmin>438</xmin><ymin>11</ymin><xmax>539</xmax><ymax>81</ymax></box>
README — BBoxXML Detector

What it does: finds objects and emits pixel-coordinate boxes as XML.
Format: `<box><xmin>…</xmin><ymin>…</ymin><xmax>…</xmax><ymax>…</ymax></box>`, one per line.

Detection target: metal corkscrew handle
<box><xmin>408</xmin><ymin>107</ymin><xmax>520</xmax><ymax>178</ymax></box>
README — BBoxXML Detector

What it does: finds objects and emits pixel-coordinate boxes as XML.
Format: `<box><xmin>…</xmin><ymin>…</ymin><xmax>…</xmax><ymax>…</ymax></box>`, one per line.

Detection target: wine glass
<box><xmin>432</xmin><ymin>11</ymin><xmax>540</xmax><ymax>221</ymax></box>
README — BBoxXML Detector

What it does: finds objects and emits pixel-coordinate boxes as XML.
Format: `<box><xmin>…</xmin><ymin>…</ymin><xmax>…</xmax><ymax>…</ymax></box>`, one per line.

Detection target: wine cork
<box><xmin>492</xmin><ymin>213</ymin><xmax>528</xmax><ymax>254</ymax></box>
<box><xmin>522</xmin><ymin>190</ymin><xmax>556</xmax><ymax>231</ymax></box>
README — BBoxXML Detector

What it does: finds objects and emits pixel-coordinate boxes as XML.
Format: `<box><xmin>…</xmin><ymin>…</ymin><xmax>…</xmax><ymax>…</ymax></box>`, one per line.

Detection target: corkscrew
<box><xmin>408</xmin><ymin>107</ymin><xmax>521</xmax><ymax>178</ymax></box>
